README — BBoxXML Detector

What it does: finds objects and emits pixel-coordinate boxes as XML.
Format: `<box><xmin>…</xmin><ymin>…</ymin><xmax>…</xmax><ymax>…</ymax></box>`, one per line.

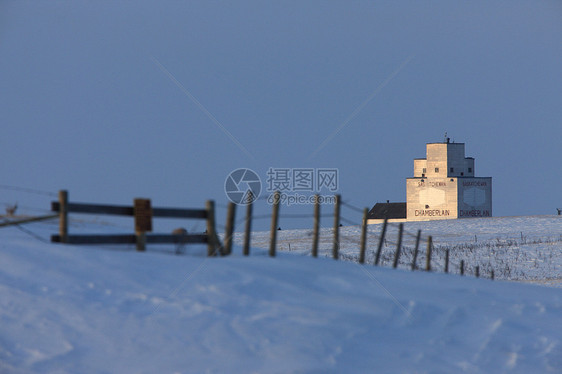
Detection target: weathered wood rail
<box><xmin>0</xmin><ymin>214</ymin><xmax>58</xmax><ymax>227</ymax></box>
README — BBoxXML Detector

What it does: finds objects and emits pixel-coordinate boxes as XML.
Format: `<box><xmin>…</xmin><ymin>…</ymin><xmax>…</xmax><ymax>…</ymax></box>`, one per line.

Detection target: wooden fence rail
<box><xmin>50</xmin><ymin>202</ymin><xmax>208</xmax><ymax>219</ymax></box>
<box><xmin>0</xmin><ymin>214</ymin><xmax>58</xmax><ymax>227</ymax></box>
<box><xmin>51</xmin><ymin>233</ymin><xmax>208</xmax><ymax>245</ymax></box>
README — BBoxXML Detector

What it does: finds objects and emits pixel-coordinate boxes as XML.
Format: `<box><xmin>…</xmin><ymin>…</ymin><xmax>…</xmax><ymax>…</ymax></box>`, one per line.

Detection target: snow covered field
<box><xmin>238</xmin><ymin>215</ymin><xmax>562</xmax><ymax>286</ymax></box>
<box><xmin>0</xmin><ymin>216</ymin><xmax>561</xmax><ymax>373</ymax></box>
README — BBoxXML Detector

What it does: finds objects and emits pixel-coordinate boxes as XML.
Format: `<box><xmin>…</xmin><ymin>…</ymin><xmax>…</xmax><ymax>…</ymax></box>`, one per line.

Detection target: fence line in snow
<box><xmin>41</xmin><ymin>189</ymin><xmax>495</xmax><ymax>280</ymax></box>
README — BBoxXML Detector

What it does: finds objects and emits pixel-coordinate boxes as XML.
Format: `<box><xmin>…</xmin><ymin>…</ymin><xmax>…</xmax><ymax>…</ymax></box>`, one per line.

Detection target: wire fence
<box><xmin>0</xmin><ymin>184</ymin><xmax>58</xmax><ymax>197</ymax></box>
<box><xmin>5</xmin><ymin>188</ymin><xmax>546</xmax><ymax>281</ymax></box>
<box><xmin>215</xmin><ymin>192</ymin><xmax>499</xmax><ymax>280</ymax></box>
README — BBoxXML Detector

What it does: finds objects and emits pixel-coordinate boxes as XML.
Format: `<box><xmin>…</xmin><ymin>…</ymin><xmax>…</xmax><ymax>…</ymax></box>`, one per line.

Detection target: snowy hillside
<box><xmin>0</xmin><ymin>216</ymin><xmax>561</xmax><ymax>373</ymax></box>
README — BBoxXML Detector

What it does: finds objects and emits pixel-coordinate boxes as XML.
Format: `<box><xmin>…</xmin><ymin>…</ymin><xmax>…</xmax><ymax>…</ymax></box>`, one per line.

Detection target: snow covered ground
<box><xmin>237</xmin><ymin>215</ymin><xmax>562</xmax><ymax>286</ymax></box>
<box><xmin>0</xmin><ymin>216</ymin><xmax>561</xmax><ymax>373</ymax></box>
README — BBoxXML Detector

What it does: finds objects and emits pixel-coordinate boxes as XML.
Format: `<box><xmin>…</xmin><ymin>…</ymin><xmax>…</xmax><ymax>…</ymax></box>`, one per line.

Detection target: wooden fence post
<box><xmin>425</xmin><ymin>236</ymin><xmax>432</xmax><ymax>271</ymax></box>
<box><xmin>206</xmin><ymin>200</ymin><xmax>219</xmax><ymax>256</ymax></box>
<box><xmin>393</xmin><ymin>223</ymin><xmax>403</xmax><ymax>268</ymax></box>
<box><xmin>134</xmin><ymin>198</ymin><xmax>152</xmax><ymax>252</ymax></box>
<box><xmin>136</xmin><ymin>232</ymin><xmax>146</xmax><ymax>252</ymax></box>
<box><xmin>491</xmin><ymin>269</ymin><xmax>494</xmax><ymax>280</ymax></box>
<box><xmin>58</xmin><ymin>190</ymin><xmax>68</xmax><ymax>244</ymax></box>
<box><xmin>475</xmin><ymin>266</ymin><xmax>480</xmax><ymax>278</ymax></box>
<box><xmin>460</xmin><ymin>260</ymin><xmax>465</xmax><ymax>275</ymax></box>
<box><xmin>374</xmin><ymin>218</ymin><xmax>388</xmax><ymax>265</ymax></box>
<box><xmin>269</xmin><ymin>191</ymin><xmax>280</xmax><ymax>257</ymax></box>
<box><xmin>411</xmin><ymin>229</ymin><xmax>421</xmax><ymax>270</ymax></box>
<box><xmin>444</xmin><ymin>249</ymin><xmax>449</xmax><ymax>273</ymax></box>
<box><xmin>312</xmin><ymin>194</ymin><xmax>320</xmax><ymax>258</ymax></box>
<box><xmin>359</xmin><ymin>208</ymin><xmax>368</xmax><ymax>264</ymax></box>
<box><xmin>332</xmin><ymin>194</ymin><xmax>341</xmax><ymax>260</ymax></box>
<box><xmin>224</xmin><ymin>202</ymin><xmax>236</xmax><ymax>255</ymax></box>
<box><xmin>243</xmin><ymin>195</ymin><xmax>253</xmax><ymax>256</ymax></box>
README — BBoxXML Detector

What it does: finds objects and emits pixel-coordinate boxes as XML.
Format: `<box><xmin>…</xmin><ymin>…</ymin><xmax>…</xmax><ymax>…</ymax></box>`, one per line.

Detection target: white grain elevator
<box><xmin>406</xmin><ymin>138</ymin><xmax>492</xmax><ymax>221</ymax></box>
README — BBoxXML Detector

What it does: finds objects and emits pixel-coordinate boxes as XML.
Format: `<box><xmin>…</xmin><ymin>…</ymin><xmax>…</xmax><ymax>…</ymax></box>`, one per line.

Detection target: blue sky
<box><xmin>1</xmin><ymin>1</ymin><xmax>561</xmax><ymax>231</ymax></box>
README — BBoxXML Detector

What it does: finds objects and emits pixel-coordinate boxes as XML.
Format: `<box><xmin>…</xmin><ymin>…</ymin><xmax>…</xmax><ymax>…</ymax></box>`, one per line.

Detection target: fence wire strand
<box><xmin>0</xmin><ymin>184</ymin><xmax>57</xmax><ymax>197</ymax></box>
<box><xmin>14</xmin><ymin>224</ymin><xmax>50</xmax><ymax>244</ymax></box>
<box><xmin>340</xmin><ymin>216</ymin><xmax>360</xmax><ymax>227</ymax></box>
<box><xmin>341</xmin><ymin>200</ymin><xmax>367</xmax><ymax>214</ymax></box>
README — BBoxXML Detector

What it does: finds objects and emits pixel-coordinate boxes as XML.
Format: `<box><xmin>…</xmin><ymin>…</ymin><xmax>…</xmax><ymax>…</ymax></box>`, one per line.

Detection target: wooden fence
<box><xmin>50</xmin><ymin>190</ymin><xmax>224</xmax><ymax>255</ymax></box>
<box><xmin>47</xmin><ymin>189</ymin><xmax>493</xmax><ymax>279</ymax></box>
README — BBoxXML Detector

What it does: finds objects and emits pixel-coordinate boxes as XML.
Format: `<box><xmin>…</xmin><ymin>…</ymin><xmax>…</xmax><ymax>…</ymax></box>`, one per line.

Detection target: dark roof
<box><xmin>367</xmin><ymin>202</ymin><xmax>406</xmax><ymax>219</ymax></box>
